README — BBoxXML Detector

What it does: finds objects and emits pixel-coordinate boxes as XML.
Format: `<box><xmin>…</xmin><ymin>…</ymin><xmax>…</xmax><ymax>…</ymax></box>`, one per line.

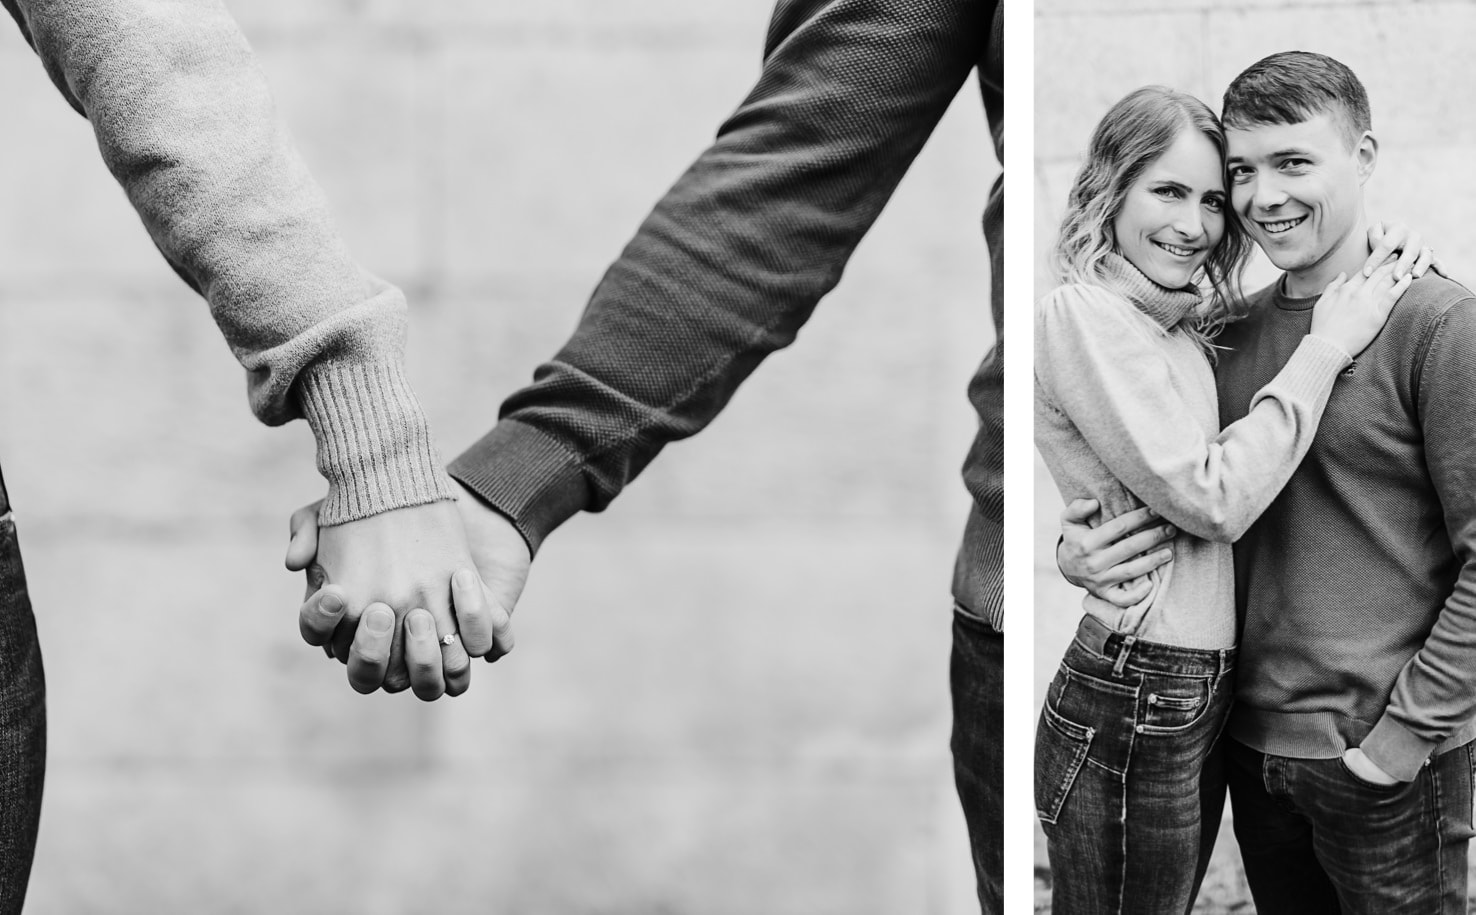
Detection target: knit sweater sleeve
<box><xmin>447</xmin><ymin>0</ymin><xmax>987</xmax><ymax>554</ymax></box>
<box><xmin>5</xmin><ymin>0</ymin><xmax>454</xmax><ymax>525</ymax></box>
<box><xmin>1363</xmin><ymin>294</ymin><xmax>1476</xmax><ymax>781</ymax></box>
<box><xmin>1034</xmin><ymin>285</ymin><xmax>1351</xmax><ymax>542</ymax></box>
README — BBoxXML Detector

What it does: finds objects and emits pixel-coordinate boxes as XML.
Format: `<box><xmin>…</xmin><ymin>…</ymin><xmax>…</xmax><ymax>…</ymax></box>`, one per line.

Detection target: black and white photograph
<box><xmin>1</xmin><ymin>0</ymin><xmax>1000</xmax><ymax>912</ymax></box>
<box><xmin>1034</xmin><ymin>2</ymin><xmax>1476</xmax><ymax>912</ymax></box>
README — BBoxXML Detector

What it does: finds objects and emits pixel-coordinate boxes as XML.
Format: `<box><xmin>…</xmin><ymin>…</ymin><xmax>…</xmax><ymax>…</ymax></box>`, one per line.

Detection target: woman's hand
<box><xmin>1309</xmin><ymin>264</ymin><xmax>1411</xmax><ymax>360</ymax></box>
<box><xmin>1363</xmin><ymin>222</ymin><xmax>1443</xmax><ymax>280</ymax></box>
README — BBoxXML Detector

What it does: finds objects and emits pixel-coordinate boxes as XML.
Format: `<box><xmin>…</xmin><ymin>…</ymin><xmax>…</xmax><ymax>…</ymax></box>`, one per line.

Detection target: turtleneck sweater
<box><xmin>1034</xmin><ymin>255</ymin><xmax>1352</xmax><ymax>649</ymax></box>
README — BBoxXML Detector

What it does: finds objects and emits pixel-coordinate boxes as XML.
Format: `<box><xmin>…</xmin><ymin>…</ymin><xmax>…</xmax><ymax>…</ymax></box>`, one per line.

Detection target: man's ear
<box><xmin>1355</xmin><ymin>131</ymin><xmax>1378</xmax><ymax>184</ymax></box>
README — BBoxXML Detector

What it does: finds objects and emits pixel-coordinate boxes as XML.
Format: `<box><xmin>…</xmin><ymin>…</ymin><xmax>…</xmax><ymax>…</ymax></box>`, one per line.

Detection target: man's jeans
<box><xmin>1226</xmin><ymin>737</ymin><xmax>1476</xmax><ymax>914</ymax></box>
<box><xmin>0</xmin><ymin>464</ymin><xmax>44</xmax><ymax>915</ymax></box>
<box><xmin>951</xmin><ymin>605</ymin><xmax>1002</xmax><ymax>914</ymax></box>
<box><xmin>1036</xmin><ymin>615</ymin><xmax>1235</xmax><ymax>915</ymax></box>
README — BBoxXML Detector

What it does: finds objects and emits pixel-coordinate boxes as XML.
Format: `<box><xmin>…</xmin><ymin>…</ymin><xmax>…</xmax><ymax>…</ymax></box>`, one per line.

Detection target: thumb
<box><xmin>285</xmin><ymin>500</ymin><xmax>324</xmax><ymax>572</ymax></box>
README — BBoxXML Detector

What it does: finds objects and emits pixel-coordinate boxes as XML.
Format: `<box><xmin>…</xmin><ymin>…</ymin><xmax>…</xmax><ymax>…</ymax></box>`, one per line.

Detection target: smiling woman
<box><xmin>1112</xmin><ymin>129</ymin><xmax>1226</xmax><ymax>291</ymax></box>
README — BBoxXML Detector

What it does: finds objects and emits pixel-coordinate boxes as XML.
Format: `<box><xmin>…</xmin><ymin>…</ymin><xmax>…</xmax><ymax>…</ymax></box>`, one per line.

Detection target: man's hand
<box><xmin>448</xmin><ymin>482</ymin><xmax>530</xmax><ymax>664</ymax></box>
<box><xmin>1056</xmin><ymin>499</ymin><xmax>1176</xmax><ymax>608</ymax></box>
<box><xmin>1342</xmin><ymin>747</ymin><xmax>1401</xmax><ymax>787</ymax></box>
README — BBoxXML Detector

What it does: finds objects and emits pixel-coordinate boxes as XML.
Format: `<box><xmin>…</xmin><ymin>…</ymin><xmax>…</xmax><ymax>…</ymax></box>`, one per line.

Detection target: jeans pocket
<box><xmin>1138</xmin><ymin>676</ymin><xmax>1215</xmax><ymax>735</ymax></box>
<box><xmin>1035</xmin><ymin>700</ymin><xmax>1094</xmax><ymax>827</ymax></box>
<box><xmin>1335</xmin><ymin>757</ymin><xmax>1410</xmax><ymax>794</ymax></box>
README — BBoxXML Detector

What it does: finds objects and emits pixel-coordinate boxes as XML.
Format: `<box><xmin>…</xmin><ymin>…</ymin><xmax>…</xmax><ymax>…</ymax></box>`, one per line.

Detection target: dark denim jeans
<box><xmin>1226</xmin><ymin>737</ymin><xmax>1475</xmax><ymax>914</ymax></box>
<box><xmin>951</xmin><ymin>605</ymin><xmax>1002</xmax><ymax>914</ymax></box>
<box><xmin>1036</xmin><ymin>615</ymin><xmax>1235</xmax><ymax>915</ymax></box>
<box><xmin>0</xmin><ymin>465</ymin><xmax>44</xmax><ymax>915</ymax></box>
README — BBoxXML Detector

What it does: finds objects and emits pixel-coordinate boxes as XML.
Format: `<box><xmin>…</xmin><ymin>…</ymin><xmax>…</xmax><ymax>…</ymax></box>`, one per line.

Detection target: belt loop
<box><xmin>1111</xmin><ymin>635</ymin><xmax>1136</xmax><ymax>677</ymax></box>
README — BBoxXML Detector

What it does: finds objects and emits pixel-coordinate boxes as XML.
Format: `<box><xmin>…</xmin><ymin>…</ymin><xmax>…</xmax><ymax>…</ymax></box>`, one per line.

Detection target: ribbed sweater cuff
<box><xmin>297</xmin><ymin>361</ymin><xmax>456</xmax><ymax>526</ymax></box>
<box><xmin>1362</xmin><ymin>714</ymin><xmax>1438</xmax><ymax>782</ymax></box>
<box><xmin>447</xmin><ymin>420</ymin><xmax>591</xmax><ymax>557</ymax></box>
<box><xmin>1271</xmin><ymin>334</ymin><xmax>1354</xmax><ymax>402</ymax></box>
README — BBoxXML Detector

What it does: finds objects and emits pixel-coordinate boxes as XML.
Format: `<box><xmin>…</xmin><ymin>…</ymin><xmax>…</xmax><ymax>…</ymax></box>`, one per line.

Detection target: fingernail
<box><xmin>1163</xmin><ymin>525</ymin><xmax>1175</xmax><ymax>536</ymax></box>
<box><xmin>366</xmin><ymin>608</ymin><xmax>393</xmax><ymax>634</ymax></box>
<box><xmin>321</xmin><ymin>593</ymin><xmax>342</xmax><ymax>614</ymax></box>
<box><xmin>454</xmin><ymin>569</ymin><xmax>476</xmax><ymax>589</ymax></box>
<box><xmin>1145</xmin><ymin>507</ymin><xmax>1157</xmax><ymax>518</ymax></box>
<box><xmin>1158</xmin><ymin>551</ymin><xmax>1172</xmax><ymax>562</ymax></box>
<box><xmin>407</xmin><ymin>611</ymin><xmax>432</xmax><ymax>637</ymax></box>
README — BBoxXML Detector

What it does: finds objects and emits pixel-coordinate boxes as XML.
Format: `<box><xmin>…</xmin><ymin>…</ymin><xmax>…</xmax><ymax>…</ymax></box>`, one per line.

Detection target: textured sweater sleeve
<box><xmin>1364</xmin><ymin>294</ymin><xmax>1476</xmax><ymax>780</ymax></box>
<box><xmin>1034</xmin><ymin>285</ymin><xmax>1351</xmax><ymax>542</ymax></box>
<box><xmin>6</xmin><ymin>0</ymin><xmax>454</xmax><ymax>524</ymax></box>
<box><xmin>447</xmin><ymin>0</ymin><xmax>987</xmax><ymax>554</ymax></box>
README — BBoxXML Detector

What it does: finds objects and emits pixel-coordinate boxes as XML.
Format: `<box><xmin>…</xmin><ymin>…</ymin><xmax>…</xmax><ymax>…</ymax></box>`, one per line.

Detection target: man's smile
<box><xmin>1256</xmin><ymin>215</ymin><xmax>1308</xmax><ymax>235</ymax></box>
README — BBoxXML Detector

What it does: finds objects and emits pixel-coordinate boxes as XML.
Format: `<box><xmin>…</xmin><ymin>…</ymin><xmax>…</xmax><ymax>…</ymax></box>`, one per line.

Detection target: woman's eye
<box><xmin>1154</xmin><ymin>186</ymin><xmax>1181</xmax><ymax>199</ymax></box>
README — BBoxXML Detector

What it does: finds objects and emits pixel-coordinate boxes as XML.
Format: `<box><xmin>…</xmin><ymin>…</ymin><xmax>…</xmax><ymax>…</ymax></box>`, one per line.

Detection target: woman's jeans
<box><xmin>1036</xmin><ymin>615</ymin><xmax>1234</xmax><ymax>915</ymax></box>
<box><xmin>0</xmin><ymin>464</ymin><xmax>45</xmax><ymax>915</ymax></box>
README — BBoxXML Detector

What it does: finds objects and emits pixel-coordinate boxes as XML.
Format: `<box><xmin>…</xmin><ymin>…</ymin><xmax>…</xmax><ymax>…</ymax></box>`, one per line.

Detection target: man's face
<box><xmin>1226</xmin><ymin>111</ymin><xmax>1373</xmax><ymax>276</ymax></box>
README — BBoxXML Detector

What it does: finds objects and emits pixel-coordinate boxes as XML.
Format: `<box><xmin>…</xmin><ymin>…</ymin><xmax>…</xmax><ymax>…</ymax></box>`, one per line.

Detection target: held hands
<box><xmin>1056</xmin><ymin>499</ymin><xmax>1176</xmax><ymax>609</ymax></box>
<box><xmin>285</xmin><ymin>483</ymin><xmax>530</xmax><ymax>700</ymax></box>
<box><xmin>1309</xmin><ymin>264</ymin><xmax>1411</xmax><ymax>360</ymax></box>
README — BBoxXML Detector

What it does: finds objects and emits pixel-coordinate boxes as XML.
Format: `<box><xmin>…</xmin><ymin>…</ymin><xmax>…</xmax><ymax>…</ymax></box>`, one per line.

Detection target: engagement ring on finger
<box><xmin>441</xmin><ymin>633</ymin><xmax>456</xmax><ymax>646</ymax></box>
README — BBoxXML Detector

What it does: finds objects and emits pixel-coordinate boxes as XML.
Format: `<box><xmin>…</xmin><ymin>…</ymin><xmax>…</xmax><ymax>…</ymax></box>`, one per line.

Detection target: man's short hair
<box><xmin>1222</xmin><ymin>51</ymin><xmax>1371</xmax><ymax>148</ymax></box>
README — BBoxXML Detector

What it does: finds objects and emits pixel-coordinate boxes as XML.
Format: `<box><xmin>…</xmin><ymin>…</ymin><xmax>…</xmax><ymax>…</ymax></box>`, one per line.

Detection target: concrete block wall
<box><xmin>1</xmin><ymin>2</ymin><xmax>992</xmax><ymax>912</ymax></box>
<box><xmin>1034</xmin><ymin>3</ymin><xmax>1476</xmax><ymax>909</ymax></box>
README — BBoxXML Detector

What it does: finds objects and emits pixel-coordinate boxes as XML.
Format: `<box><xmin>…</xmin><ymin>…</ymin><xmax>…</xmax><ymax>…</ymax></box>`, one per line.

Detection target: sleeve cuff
<box><xmin>1270</xmin><ymin>334</ymin><xmax>1354</xmax><ymax>402</ymax></box>
<box><xmin>1361</xmin><ymin>714</ymin><xmax>1438</xmax><ymax>782</ymax></box>
<box><xmin>296</xmin><ymin>360</ymin><xmax>456</xmax><ymax>525</ymax></box>
<box><xmin>447</xmin><ymin>420</ymin><xmax>591</xmax><ymax>557</ymax></box>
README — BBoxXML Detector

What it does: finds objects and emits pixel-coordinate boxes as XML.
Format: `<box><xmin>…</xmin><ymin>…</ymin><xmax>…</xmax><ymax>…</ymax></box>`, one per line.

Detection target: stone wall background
<box><xmin>1034</xmin><ymin>2</ymin><xmax>1476</xmax><ymax>909</ymax></box>
<box><xmin>1</xmin><ymin>2</ymin><xmax>992</xmax><ymax>912</ymax></box>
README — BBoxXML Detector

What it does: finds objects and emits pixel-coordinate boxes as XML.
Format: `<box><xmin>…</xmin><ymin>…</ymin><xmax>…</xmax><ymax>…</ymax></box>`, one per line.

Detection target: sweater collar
<box><xmin>1098</xmin><ymin>253</ymin><xmax>1202</xmax><ymax>330</ymax></box>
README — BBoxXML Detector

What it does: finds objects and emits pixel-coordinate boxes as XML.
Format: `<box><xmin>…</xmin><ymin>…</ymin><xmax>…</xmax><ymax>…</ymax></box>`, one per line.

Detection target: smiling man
<box><xmin>1208</xmin><ymin>52</ymin><xmax>1476</xmax><ymax>913</ymax></box>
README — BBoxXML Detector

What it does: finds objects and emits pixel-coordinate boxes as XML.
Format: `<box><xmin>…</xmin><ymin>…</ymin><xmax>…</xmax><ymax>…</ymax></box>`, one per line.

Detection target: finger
<box><xmin>483</xmin><ymin>588</ymin><xmax>516</xmax><ymax>663</ymax></box>
<box><xmin>1321</xmin><ymin>272</ymin><xmax>1349</xmax><ymax>298</ymax></box>
<box><xmin>403</xmin><ymin>609</ymin><xmax>447</xmax><ymax>701</ymax></box>
<box><xmin>1386</xmin><ymin>273</ymin><xmax>1414</xmax><ymax>307</ymax></box>
<box><xmin>1391</xmin><ymin>240</ymin><xmax>1420</xmax><ymax>280</ymax></box>
<box><xmin>1105</xmin><ymin>546</ymin><xmax>1175</xmax><ymax>583</ymax></box>
<box><xmin>1106</xmin><ymin>576</ymin><xmax>1153</xmax><ymax>609</ymax></box>
<box><xmin>1362</xmin><ymin>231</ymin><xmax>1397</xmax><ymax>277</ymax></box>
<box><xmin>285</xmin><ymin>502</ymin><xmax>323</xmax><ymax>572</ymax></box>
<box><xmin>299</xmin><ymin>585</ymin><xmax>349</xmax><ymax>647</ymax></box>
<box><xmin>382</xmin><ymin>614</ymin><xmax>411</xmax><ymax>694</ymax></box>
<box><xmin>1093</xmin><ymin>525</ymin><xmax>1177</xmax><ymax>582</ymax></box>
<box><xmin>347</xmin><ymin>604</ymin><xmax>395</xmax><ymax>694</ymax></box>
<box><xmin>450</xmin><ymin>568</ymin><xmax>496</xmax><ymax>658</ymax></box>
<box><xmin>1410</xmin><ymin>247</ymin><xmax>1434</xmax><ymax>279</ymax></box>
<box><xmin>423</xmin><ymin>586</ymin><xmax>472</xmax><ymax>697</ymax></box>
<box><xmin>1086</xmin><ymin>505</ymin><xmax>1160</xmax><ymax>546</ymax></box>
<box><xmin>1059</xmin><ymin>498</ymin><xmax>1101</xmax><ymax>526</ymax></box>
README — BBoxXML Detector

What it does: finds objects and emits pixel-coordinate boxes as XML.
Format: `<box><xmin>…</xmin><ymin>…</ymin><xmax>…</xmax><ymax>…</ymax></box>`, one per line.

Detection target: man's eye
<box><xmin>1229</xmin><ymin>167</ymin><xmax>1253</xmax><ymax>182</ymax></box>
<box><xmin>1281</xmin><ymin>158</ymin><xmax>1309</xmax><ymax>170</ymax></box>
<box><xmin>1204</xmin><ymin>197</ymin><xmax>1224</xmax><ymax>213</ymax></box>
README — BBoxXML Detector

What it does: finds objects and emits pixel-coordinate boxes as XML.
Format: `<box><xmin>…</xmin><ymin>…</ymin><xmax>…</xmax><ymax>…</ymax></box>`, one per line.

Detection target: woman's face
<box><xmin>1111</xmin><ymin>128</ymin><xmax>1227</xmax><ymax>289</ymax></box>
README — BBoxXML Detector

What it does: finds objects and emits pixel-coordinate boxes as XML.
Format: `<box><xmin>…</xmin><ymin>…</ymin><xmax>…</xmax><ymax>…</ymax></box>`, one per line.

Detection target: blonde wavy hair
<box><xmin>1050</xmin><ymin>86</ymin><xmax>1253</xmax><ymax>354</ymax></box>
